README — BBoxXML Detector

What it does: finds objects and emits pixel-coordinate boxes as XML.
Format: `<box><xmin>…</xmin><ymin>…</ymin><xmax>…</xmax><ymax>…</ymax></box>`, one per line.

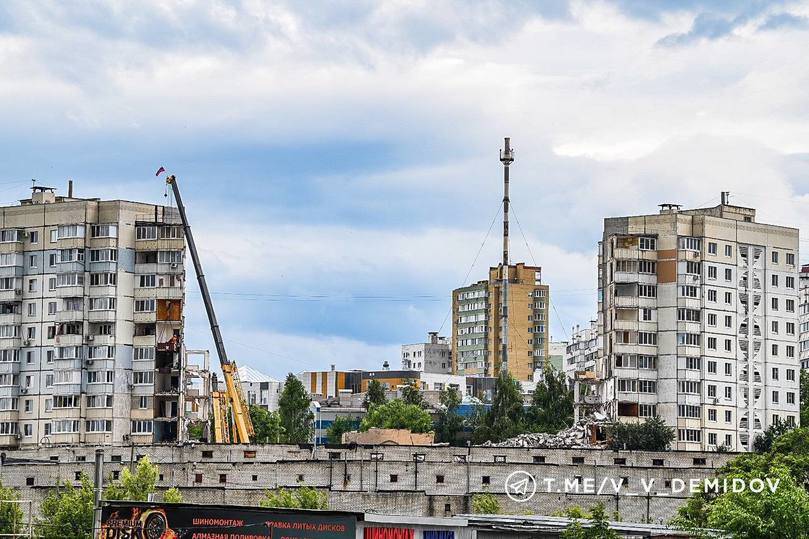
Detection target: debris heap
<box><xmin>481</xmin><ymin>418</ymin><xmax>609</xmax><ymax>449</ymax></box>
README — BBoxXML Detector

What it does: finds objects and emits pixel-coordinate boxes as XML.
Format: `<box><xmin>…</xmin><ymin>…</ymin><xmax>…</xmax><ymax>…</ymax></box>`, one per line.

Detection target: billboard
<box><xmin>100</xmin><ymin>502</ymin><xmax>356</xmax><ymax>539</ymax></box>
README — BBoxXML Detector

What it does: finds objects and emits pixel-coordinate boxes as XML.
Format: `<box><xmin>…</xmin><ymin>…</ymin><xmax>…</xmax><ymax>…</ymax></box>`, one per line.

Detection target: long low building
<box><xmin>1</xmin><ymin>443</ymin><xmax>736</xmax><ymax>526</ymax></box>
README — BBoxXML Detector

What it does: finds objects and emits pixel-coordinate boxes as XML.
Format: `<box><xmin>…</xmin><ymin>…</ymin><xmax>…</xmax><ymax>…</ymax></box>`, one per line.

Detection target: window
<box><xmin>138</xmin><ymin>396</ymin><xmax>149</xmax><ymax>409</ymax></box>
<box><xmin>772</xmin><ymin>274</ymin><xmax>779</xmax><ymax>287</ymax></box>
<box><xmin>679</xmin><ymin>405</ymin><xmax>701</xmax><ymax>418</ymax></box>
<box><xmin>724</xmin><ymin>387</ymin><xmax>732</xmax><ymax>399</ymax></box>
<box><xmin>724</xmin><ymin>339</ymin><xmax>732</xmax><ymax>352</ymax></box>
<box><xmin>686</xmin><ymin>261</ymin><xmax>701</xmax><ymax>275</ymax></box>
<box><xmin>56</xmin><ymin>273</ymin><xmax>84</xmax><ymax>287</ymax></box>
<box><xmin>679</xmin><ymin>381</ymin><xmax>700</xmax><ymax>394</ymax></box>
<box><xmin>29</xmin><ymin>231</ymin><xmax>38</xmax><ymax>244</ymax></box>
<box><xmin>641</xmin><ymin>308</ymin><xmax>652</xmax><ymax>321</ymax></box>
<box><xmin>158</xmin><ymin>251</ymin><xmax>182</xmax><ymax>264</ymax></box>
<box><xmin>134</xmin><ymin>299</ymin><xmax>155</xmax><ymax>312</ymax></box>
<box><xmin>724</xmin><ymin>291</ymin><xmax>732</xmax><ymax>304</ymax></box>
<box><xmin>91</xmin><ymin>224</ymin><xmax>118</xmax><ymax>238</ymax></box>
<box><xmin>680</xmin><ymin>285</ymin><xmax>698</xmax><ymax>298</ymax></box>
<box><xmin>679</xmin><ymin>237</ymin><xmax>701</xmax><ymax>251</ymax></box>
<box><xmin>772</xmin><ymin>251</ymin><xmax>779</xmax><ymax>264</ymax></box>
<box><xmin>772</xmin><ymin>391</ymin><xmax>779</xmax><ymax>404</ymax></box>
<box><xmin>638</xmin><ymin>285</ymin><xmax>656</xmax><ymax>298</ymax></box>
<box><xmin>0</xmin><ymin>229</ymin><xmax>22</xmax><ymax>243</ymax></box>
<box><xmin>87</xmin><ymin>395</ymin><xmax>113</xmax><ymax>408</ymax></box>
<box><xmin>138</xmin><ymin>275</ymin><xmax>156</xmax><ymax>288</ymax></box>
<box><xmin>772</xmin><ymin>344</ymin><xmax>779</xmax><ymax>356</ymax></box>
<box><xmin>725</xmin><ymin>245</ymin><xmax>733</xmax><ymax>257</ymax></box>
<box><xmin>687</xmin><ymin>357</ymin><xmax>702</xmax><ymax>370</ymax></box>
<box><xmin>88</xmin><ymin>346</ymin><xmax>115</xmax><ymax>359</ymax></box>
<box><xmin>787</xmin><ymin>369</ymin><xmax>796</xmax><ymax>381</ymax></box>
<box><xmin>638</xmin><ymin>260</ymin><xmax>656</xmax><ymax>273</ymax></box>
<box><xmin>787</xmin><ymin>253</ymin><xmax>795</xmax><ymax>265</ymax></box>
<box><xmin>51</xmin><ymin>420</ymin><xmax>80</xmax><ymax>434</ymax></box>
<box><xmin>707</xmin><ymin>336</ymin><xmax>717</xmax><ymax>349</ymax></box>
<box><xmin>708</xmin><ymin>289</ymin><xmax>717</xmax><ymax>302</ymax></box>
<box><xmin>86</xmin><ymin>420</ymin><xmax>112</xmax><ymax>433</ymax></box>
<box><xmin>136</xmin><ymin>226</ymin><xmax>157</xmax><ymax>240</ymax></box>
<box><xmin>89</xmin><ymin>249</ymin><xmax>117</xmax><ymax>262</ymax></box>
<box><xmin>787</xmin><ymin>345</ymin><xmax>795</xmax><ymax>358</ymax></box>
<box><xmin>707</xmin><ymin>313</ymin><xmax>717</xmax><ymax>326</ymax></box>
<box><xmin>638</xmin><ymin>404</ymin><xmax>657</xmax><ymax>417</ymax></box>
<box><xmin>637</xmin><ymin>355</ymin><xmax>656</xmax><ymax>369</ymax></box>
<box><xmin>679</xmin><ymin>308</ymin><xmax>701</xmax><ymax>322</ymax></box>
<box><xmin>57</xmin><ymin>225</ymin><xmax>85</xmax><ymax>239</ymax></box>
<box><xmin>27</xmin><ymin>278</ymin><xmax>36</xmax><ymax>292</ymax></box>
<box><xmin>617</xmin><ymin>379</ymin><xmax>637</xmax><ymax>392</ymax></box>
<box><xmin>707</xmin><ymin>265</ymin><xmax>716</xmax><ymax>279</ymax></box>
<box><xmin>26</xmin><ymin>303</ymin><xmax>35</xmax><ymax>317</ymax></box>
<box><xmin>638</xmin><ymin>332</ymin><xmax>657</xmax><ymax>345</ymax></box>
<box><xmin>132</xmin><ymin>420</ymin><xmax>153</xmax><ymax>434</ymax></box>
<box><xmin>89</xmin><ymin>273</ymin><xmax>117</xmax><ymax>286</ymax></box>
<box><xmin>639</xmin><ymin>237</ymin><xmax>656</xmax><ymax>250</ymax></box>
<box><xmin>0</xmin><ymin>350</ymin><xmax>18</xmax><ymax>363</ymax></box>
<box><xmin>772</xmin><ymin>297</ymin><xmax>779</xmax><ymax>310</ymax></box>
<box><xmin>772</xmin><ymin>320</ymin><xmax>779</xmax><ymax>334</ymax></box>
<box><xmin>678</xmin><ymin>429</ymin><xmax>702</xmax><ymax>442</ymax></box>
<box><xmin>133</xmin><ymin>371</ymin><xmax>154</xmax><ymax>385</ymax></box>
<box><xmin>708</xmin><ymin>242</ymin><xmax>717</xmax><ymax>255</ymax></box>
<box><xmin>787</xmin><ymin>322</ymin><xmax>795</xmax><ymax>335</ymax></box>
<box><xmin>638</xmin><ymin>380</ymin><xmax>656</xmax><ymax>393</ymax></box>
<box><xmin>724</xmin><ymin>363</ymin><xmax>732</xmax><ymax>376</ymax></box>
<box><xmin>134</xmin><ymin>347</ymin><xmax>155</xmax><ymax>361</ymax></box>
<box><xmin>89</xmin><ymin>297</ymin><xmax>116</xmax><ymax>311</ymax></box>
<box><xmin>787</xmin><ymin>392</ymin><xmax>795</xmax><ymax>404</ymax></box>
<box><xmin>786</xmin><ymin>299</ymin><xmax>795</xmax><ymax>312</ymax></box>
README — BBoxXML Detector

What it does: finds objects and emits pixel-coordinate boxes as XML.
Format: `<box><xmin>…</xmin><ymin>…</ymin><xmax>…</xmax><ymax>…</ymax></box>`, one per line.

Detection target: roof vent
<box><xmin>659</xmin><ymin>203</ymin><xmax>681</xmax><ymax>214</ymax></box>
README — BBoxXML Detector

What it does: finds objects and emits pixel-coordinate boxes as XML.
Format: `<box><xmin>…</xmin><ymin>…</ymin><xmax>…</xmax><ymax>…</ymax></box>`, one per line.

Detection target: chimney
<box><xmin>721</xmin><ymin>191</ymin><xmax>730</xmax><ymax>205</ymax></box>
<box><xmin>67</xmin><ymin>179</ymin><xmax>73</xmax><ymax>198</ymax></box>
<box><xmin>428</xmin><ymin>331</ymin><xmax>438</xmax><ymax>344</ymax></box>
<box><xmin>330</xmin><ymin>364</ymin><xmax>335</xmax><ymax>372</ymax></box>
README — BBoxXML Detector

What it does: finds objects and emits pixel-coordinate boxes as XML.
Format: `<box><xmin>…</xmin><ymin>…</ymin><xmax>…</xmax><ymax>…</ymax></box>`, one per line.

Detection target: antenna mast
<box><xmin>499</xmin><ymin>137</ymin><xmax>514</xmax><ymax>377</ymax></box>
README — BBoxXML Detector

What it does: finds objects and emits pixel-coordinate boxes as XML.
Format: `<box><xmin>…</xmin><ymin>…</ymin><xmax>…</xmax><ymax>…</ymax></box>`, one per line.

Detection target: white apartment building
<box><xmin>599</xmin><ymin>196</ymin><xmax>800</xmax><ymax>451</ymax></box>
<box><xmin>239</xmin><ymin>365</ymin><xmax>282</xmax><ymax>411</ymax></box>
<box><xmin>401</xmin><ymin>331</ymin><xmax>451</xmax><ymax>373</ymax></box>
<box><xmin>564</xmin><ymin>321</ymin><xmax>601</xmax><ymax>380</ymax></box>
<box><xmin>0</xmin><ymin>185</ymin><xmax>185</xmax><ymax>448</ymax></box>
<box><xmin>799</xmin><ymin>264</ymin><xmax>809</xmax><ymax>370</ymax></box>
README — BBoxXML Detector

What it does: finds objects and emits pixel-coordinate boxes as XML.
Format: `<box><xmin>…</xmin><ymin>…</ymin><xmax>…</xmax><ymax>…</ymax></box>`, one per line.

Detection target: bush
<box><xmin>471</xmin><ymin>493</ymin><xmax>501</xmax><ymax>514</ymax></box>
<box><xmin>260</xmin><ymin>487</ymin><xmax>327</xmax><ymax>509</ymax></box>
<box><xmin>606</xmin><ymin>416</ymin><xmax>674</xmax><ymax>451</ymax></box>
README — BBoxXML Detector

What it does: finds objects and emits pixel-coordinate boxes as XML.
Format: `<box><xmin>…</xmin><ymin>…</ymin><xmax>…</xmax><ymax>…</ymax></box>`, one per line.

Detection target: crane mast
<box><xmin>165</xmin><ymin>175</ymin><xmax>254</xmax><ymax>444</ymax></box>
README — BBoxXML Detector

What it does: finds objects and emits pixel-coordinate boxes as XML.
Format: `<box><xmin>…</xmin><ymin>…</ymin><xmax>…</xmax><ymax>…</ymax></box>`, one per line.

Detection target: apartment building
<box><xmin>599</xmin><ymin>196</ymin><xmax>800</xmax><ymax>451</ymax></box>
<box><xmin>0</xmin><ymin>185</ymin><xmax>185</xmax><ymax>448</ymax></box>
<box><xmin>452</xmin><ymin>263</ymin><xmax>550</xmax><ymax>381</ymax></box>
<box><xmin>401</xmin><ymin>331</ymin><xmax>451</xmax><ymax>373</ymax></box>
<box><xmin>239</xmin><ymin>365</ymin><xmax>282</xmax><ymax>411</ymax></box>
<box><xmin>799</xmin><ymin>265</ymin><xmax>809</xmax><ymax>370</ymax></box>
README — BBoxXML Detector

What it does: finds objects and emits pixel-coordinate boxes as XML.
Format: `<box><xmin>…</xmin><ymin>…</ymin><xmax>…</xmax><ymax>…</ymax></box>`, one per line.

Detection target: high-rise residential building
<box><xmin>599</xmin><ymin>196</ymin><xmax>800</xmax><ymax>451</ymax></box>
<box><xmin>401</xmin><ymin>331</ymin><xmax>451</xmax><ymax>373</ymax></box>
<box><xmin>546</xmin><ymin>340</ymin><xmax>568</xmax><ymax>372</ymax></box>
<box><xmin>0</xmin><ymin>185</ymin><xmax>185</xmax><ymax>448</ymax></box>
<box><xmin>452</xmin><ymin>263</ymin><xmax>550</xmax><ymax>381</ymax></box>
<box><xmin>799</xmin><ymin>265</ymin><xmax>809</xmax><ymax>370</ymax></box>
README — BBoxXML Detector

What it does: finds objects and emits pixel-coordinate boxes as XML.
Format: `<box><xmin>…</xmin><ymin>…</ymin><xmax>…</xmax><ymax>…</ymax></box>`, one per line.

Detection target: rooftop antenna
<box><xmin>499</xmin><ymin>137</ymin><xmax>514</xmax><ymax>377</ymax></box>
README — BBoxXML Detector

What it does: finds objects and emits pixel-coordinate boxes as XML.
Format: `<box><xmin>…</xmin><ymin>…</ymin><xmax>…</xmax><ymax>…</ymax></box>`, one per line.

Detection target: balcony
<box><xmin>0</xmin><ymin>313</ymin><xmax>21</xmax><ymax>325</ymax></box>
<box><xmin>134</xmin><ymin>311</ymin><xmax>157</xmax><ymax>324</ymax></box>
<box><xmin>55</xmin><ymin>286</ymin><xmax>85</xmax><ymax>298</ymax></box>
<box><xmin>86</xmin><ymin>383</ymin><xmax>114</xmax><ymax>394</ymax></box>
<box><xmin>0</xmin><ymin>434</ymin><xmax>20</xmax><ymax>448</ymax></box>
<box><xmin>0</xmin><ymin>386</ymin><xmax>19</xmax><ymax>397</ymax></box>
<box><xmin>52</xmin><ymin>383</ymin><xmax>82</xmax><ymax>396</ymax></box>
<box><xmin>614</xmin><ymin>296</ymin><xmax>639</xmax><ymax>308</ymax></box>
<box><xmin>0</xmin><ymin>289</ymin><xmax>22</xmax><ymax>302</ymax></box>
<box><xmin>88</xmin><ymin>310</ymin><xmax>116</xmax><ymax>323</ymax></box>
<box><xmin>54</xmin><ymin>334</ymin><xmax>84</xmax><ymax>346</ymax></box>
<box><xmin>0</xmin><ymin>265</ymin><xmax>23</xmax><ymax>278</ymax></box>
<box><xmin>0</xmin><ymin>337</ymin><xmax>22</xmax><ymax>349</ymax></box>
<box><xmin>54</xmin><ymin>358</ymin><xmax>83</xmax><ymax>370</ymax></box>
<box><xmin>0</xmin><ymin>361</ymin><xmax>19</xmax><ymax>375</ymax></box>
<box><xmin>56</xmin><ymin>261</ymin><xmax>85</xmax><ymax>273</ymax></box>
<box><xmin>87</xmin><ymin>261</ymin><xmax>118</xmax><ymax>273</ymax></box>
<box><xmin>56</xmin><ymin>310</ymin><xmax>85</xmax><ymax>323</ymax></box>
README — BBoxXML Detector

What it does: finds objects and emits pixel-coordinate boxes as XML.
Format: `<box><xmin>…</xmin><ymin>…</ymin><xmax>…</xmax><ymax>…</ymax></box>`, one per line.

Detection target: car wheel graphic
<box><xmin>144</xmin><ymin>512</ymin><xmax>167</xmax><ymax>539</ymax></box>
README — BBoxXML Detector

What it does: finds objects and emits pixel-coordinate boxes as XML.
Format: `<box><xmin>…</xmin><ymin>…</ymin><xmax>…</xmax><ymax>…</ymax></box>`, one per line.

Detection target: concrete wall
<box><xmin>0</xmin><ymin>443</ymin><xmax>736</xmax><ymax>525</ymax></box>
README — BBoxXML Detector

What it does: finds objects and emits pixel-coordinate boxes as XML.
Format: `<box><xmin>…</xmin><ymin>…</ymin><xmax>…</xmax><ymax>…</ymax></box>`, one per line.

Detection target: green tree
<box><xmin>163</xmin><ymin>487</ymin><xmax>183</xmax><ymax>503</ymax></box>
<box><xmin>435</xmin><ymin>386</ymin><xmax>464</xmax><ymax>445</ymax></box>
<box><xmin>326</xmin><ymin>416</ymin><xmax>356</xmax><ymax>444</ymax></box>
<box><xmin>471</xmin><ymin>371</ymin><xmax>526</xmax><ymax>444</ymax></box>
<box><xmin>260</xmin><ymin>487</ymin><xmax>328</xmax><ymax>509</ymax></box>
<box><xmin>364</xmin><ymin>380</ymin><xmax>387</xmax><ymax>408</ymax></box>
<box><xmin>0</xmin><ymin>480</ymin><xmax>25</xmax><ymax>536</ymax></box>
<box><xmin>561</xmin><ymin>503</ymin><xmax>620</xmax><ymax>539</ymax></box>
<box><xmin>187</xmin><ymin>421</ymin><xmax>205</xmax><ymax>441</ymax></box>
<box><xmin>753</xmin><ymin>417</ymin><xmax>793</xmax><ymax>453</ymax></box>
<box><xmin>606</xmin><ymin>416</ymin><xmax>674</xmax><ymax>451</ymax></box>
<box><xmin>401</xmin><ymin>384</ymin><xmax>424</xmax><ymax>407</ymax></box>
<box><xmin>800</xmin><ymin>369</ymin><xmax>809</xmax><ymax>428</ymax></box>
<box><xmin>471</xmin><ymin>492</ymin><xmax>501</xmax><ymax>514</ymax></box>
<box><xmin>674</xmin><ymin>427</ymin><xmax>809</xmax><ymax>536</ymax></box>
<box><xmin>250</xmin><ymin>405</ymin><xmax>285</xmax><ymax>443</ymax></box>
<box><xmin>360</xmin><ymin>399</ymin><xmax>434</xmax><ymax>433</ymax></box>
<box><xmin>37</xmin><ymin>475</ymin><xmax>94</xmax><ymax>539</ymax></box>
<box><xmin>278</xmin><ymin>373</ymin><xmax>314</xmax><ymax>444</ymax></box>
<box><xmin>104</xmin><ymin>455</ymin><xmax>158</xmax><ymax>501</ymax></box>
<box><xmin>528</xmin><ymin>367</ymin><xmax>574</xmax><ymax>433</ymax></box>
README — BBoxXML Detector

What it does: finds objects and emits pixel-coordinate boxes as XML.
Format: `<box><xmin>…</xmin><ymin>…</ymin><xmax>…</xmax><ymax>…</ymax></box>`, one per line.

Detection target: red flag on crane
<box><xmin>155</xmin><ymin>166</ymin><xmax>166</xmax><ymax>177</ymax></box>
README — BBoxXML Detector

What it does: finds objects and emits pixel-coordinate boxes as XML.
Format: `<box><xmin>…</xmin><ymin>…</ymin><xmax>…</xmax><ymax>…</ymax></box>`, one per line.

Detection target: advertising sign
<box><xmin>100</xmin><ymin>502</ymin><xmax>356</xmax><ymax>539</ymax></box>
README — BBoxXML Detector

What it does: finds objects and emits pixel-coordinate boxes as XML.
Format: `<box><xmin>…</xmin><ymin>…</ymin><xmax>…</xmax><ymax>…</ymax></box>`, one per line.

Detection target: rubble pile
<box><xmin>482</xmin><ymin>417</ymin><xmax>609</xmax><ymax>449</ymax></box>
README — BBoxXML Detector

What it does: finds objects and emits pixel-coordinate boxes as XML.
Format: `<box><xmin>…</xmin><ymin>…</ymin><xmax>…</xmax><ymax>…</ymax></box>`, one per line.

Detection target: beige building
<box><xmin>452</xmin><ymin>263</ymin><xmax>550</xmax><ymax>381</ymax></box>
<box><xmin>0</xmin><ymin>185</ymin><xmax>185</xmax><ymax>448</ymax></box>
<box><xmin>599</xmin><ymin>196</ymin><xmax>800</xmax><ymax>451</ymax></box>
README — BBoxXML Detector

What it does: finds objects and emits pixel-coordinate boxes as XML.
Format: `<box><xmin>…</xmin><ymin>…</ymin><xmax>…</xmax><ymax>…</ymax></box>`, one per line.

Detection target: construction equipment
<box><xmin>166</xmin><ymin>175</ymin><xmax>254</xmax><ymax>443</ymax></box>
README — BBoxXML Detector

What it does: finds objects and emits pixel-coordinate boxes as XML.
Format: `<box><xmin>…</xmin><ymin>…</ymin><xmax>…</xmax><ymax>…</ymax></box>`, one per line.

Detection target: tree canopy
<box><xmin>250</xmin><ymin>404</ymin><xmax>285</xmax><ymax>443</ymax></box>
<box><xmin>435</xmin><ymin>386</ymin><xmax>464</xmax><ymax>445</ymax></box>
<box><xmin>471</xmin><ymin>371</ymin><xmax>527</xmax><ymax>444</ymax></box>
<box><xmin>606</xmin><ymin>416</ymin><xmax>674</xmax><ymax>451</ymax></box>
<box><xmin>104</xmin><ymin>455</ymin><xmax>158</xmax><ymax>501</ymax></box>
<box><xmin>0</xmin><ymin>480</ymin><xmax>25</xmax><ymax>537</ymax></box>
<box><xmin>360</xmin><ymin>399</ymin><xmax>434</xmax><ymax>433</ymax></box>
<box><xmin>278</xmin><ymin>373</ymin><xmax>314</xmax><ymax>444</ymax></box>
<box><xmin>260</xmin><ymin>487</ymin><xmax>328</xmax><ymax>509</ymax></box>
<box><xmin>36</xmin><ymin>474</ymin><xmax>94</xmax><ymax>539</ymax></box>
<box><xmin>561</xmin><ymin>503</ymin><xmax>620</xmax><ymax>539</ymax></box>
<box><xmin>326</xmin><ymin>416</ymin><xmax>357</xmax><ymax>444</ymax></box>
<box><xmin>364</xmin><ymin>380</ymin><xmax>387</xmax><ymax>408</ymax></box>
<box><xmin>401</xmin><ymin>384</ymin><xmax>425</xmax><ymax>407</ymax></box>
<box><xmin>674</xmin><ymin>427</ymin><xmax>809</xmax><ymax>537</ymax></box>
<box><xmin>471</xmin><ymin>492</ymin><xmax>501</xmax><ymax>514</ymax></box>
<box><xmin>528</xmin><ymin>367</ymin><xmax>574</xmax><ymax>433</ymax></box>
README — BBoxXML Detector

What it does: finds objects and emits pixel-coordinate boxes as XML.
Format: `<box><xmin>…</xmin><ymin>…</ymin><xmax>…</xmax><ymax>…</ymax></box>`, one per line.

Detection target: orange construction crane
<box><xmin>166</xmin><ymin>175</ymin><xmax>254</xmax><ymax>443</ymax></box>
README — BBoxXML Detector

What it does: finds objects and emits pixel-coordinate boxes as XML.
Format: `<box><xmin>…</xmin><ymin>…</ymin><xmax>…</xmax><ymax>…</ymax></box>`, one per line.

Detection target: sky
<box><xmin>3</xmin><ymin>0</ymin><xmax>809</xmax><ymax>379</ymax></box>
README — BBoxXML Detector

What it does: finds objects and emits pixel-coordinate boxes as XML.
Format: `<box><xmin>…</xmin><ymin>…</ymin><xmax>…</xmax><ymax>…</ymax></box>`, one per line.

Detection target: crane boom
<box><xmin>166</xmin><ymin>175</ymin><xmax>254</xmax><ymax>444</ymax></box>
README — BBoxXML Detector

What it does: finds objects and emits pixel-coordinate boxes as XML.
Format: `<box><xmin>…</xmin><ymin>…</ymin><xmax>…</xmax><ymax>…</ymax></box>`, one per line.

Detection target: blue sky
<box><xmin>2</xmin><ymin>0</ymin><xmax>809</xmax><ymax>379</ymax></box>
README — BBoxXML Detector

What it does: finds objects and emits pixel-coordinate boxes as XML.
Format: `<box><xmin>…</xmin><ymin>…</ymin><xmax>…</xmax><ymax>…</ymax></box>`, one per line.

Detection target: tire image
<box><xmin>144</xmin><ymin>512</ymin><xmax>167</xmax><ymax>539</ymax></box>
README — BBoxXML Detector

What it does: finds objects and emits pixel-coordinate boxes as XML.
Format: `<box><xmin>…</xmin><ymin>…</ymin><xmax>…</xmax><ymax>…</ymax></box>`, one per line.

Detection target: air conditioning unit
<box><xmin>127</xmin><ymin>384</ymin><xmax>135</xmax><ymax>390</ymax></box>
<box><xmin>14</xmin><ymin>433</ymin><xmax>22</xmax><ymax>440</ymax></box>
<box><xmin>20</xmin><ymin>388</ymin><xmax>28</xmax><ymax>394</ymax></box>
<box><xmin>170</xmin><ymin>263</ymin><xmax>178</xmax><ymax>269</ymax></box>
<box><xmin>85</xmin><ymin>335</ymin><xmax>94</xmax><ymax>342</ymax></box>
<box><xmin>14</xmin><ymin>289</ymin><xmax>22</xmax><ymax>296</ymax></box>
<box><xmin>86</xmin><ymin>360</ymin><xmax>94</xmax><ymax>366</ymax></box>
<box><xmin>23</xmin><ymin>339</ymin><xmax>30</xmax><ymax>346</ymax></box>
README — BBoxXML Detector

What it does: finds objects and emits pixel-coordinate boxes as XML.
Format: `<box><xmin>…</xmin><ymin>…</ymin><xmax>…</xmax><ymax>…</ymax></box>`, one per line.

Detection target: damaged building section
<box><xmin>482</xmin><ymin>417</ymin><xmax>610</xmax><ymax>449</ymax></box>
